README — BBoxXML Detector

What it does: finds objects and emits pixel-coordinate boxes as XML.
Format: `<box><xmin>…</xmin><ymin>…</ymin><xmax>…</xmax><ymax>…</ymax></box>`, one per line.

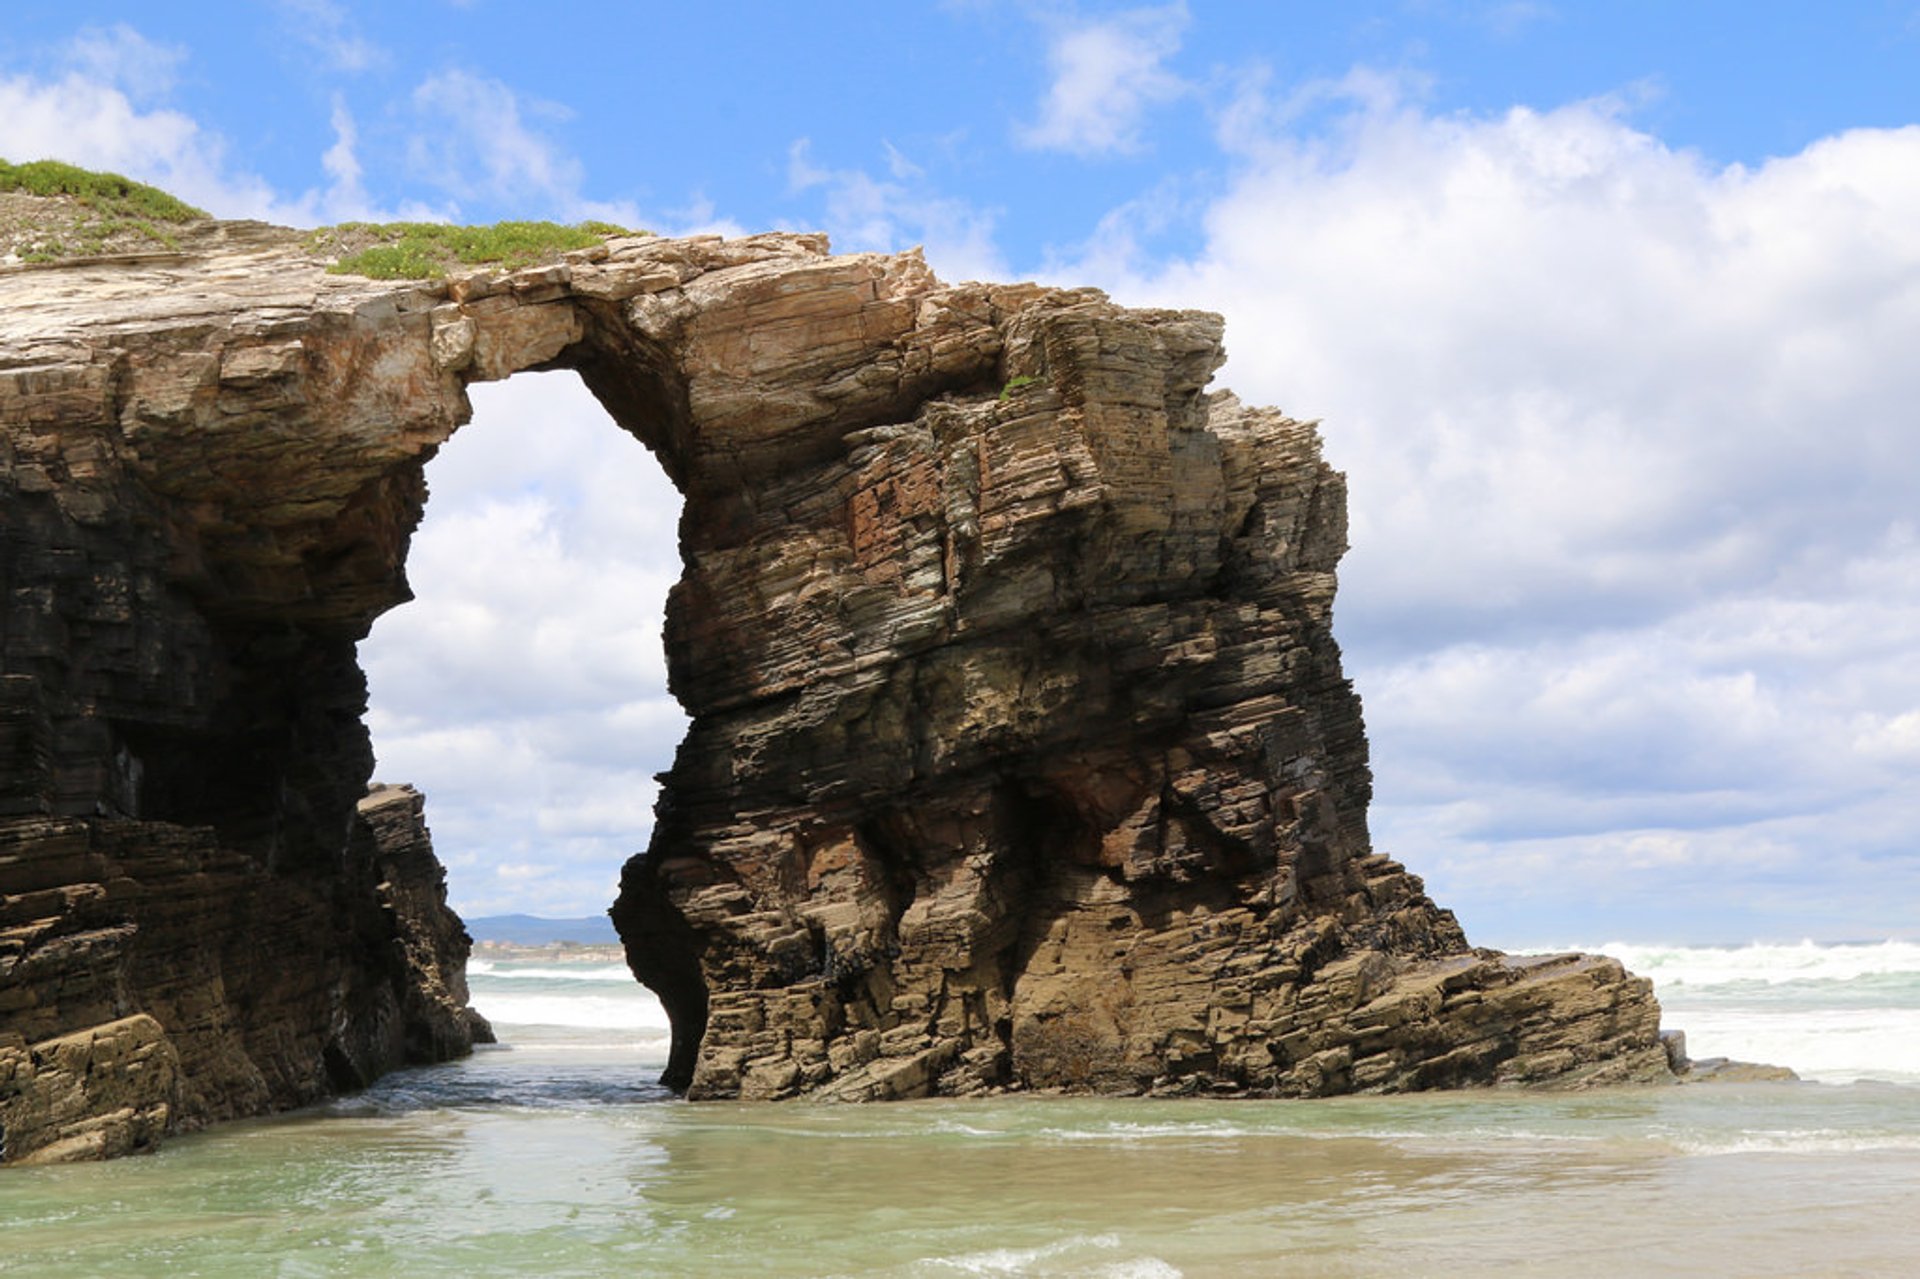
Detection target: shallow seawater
<box><xmin>6</xmin><ymin>947</ymin><xmax>1920</xmax><ymax>1277</ymax></box>
<box><xmin>5</xmin><ymin>1045</ymin><xmax>1919</xmax><ymax>1277</ymax></box>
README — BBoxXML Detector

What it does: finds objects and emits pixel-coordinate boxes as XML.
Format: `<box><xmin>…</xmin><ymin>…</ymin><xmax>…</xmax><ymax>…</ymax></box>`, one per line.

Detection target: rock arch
<box><xmin>0</xmin><ymin>221</ymin><xmax>1672</xmax><ymax>1162</ymax></box>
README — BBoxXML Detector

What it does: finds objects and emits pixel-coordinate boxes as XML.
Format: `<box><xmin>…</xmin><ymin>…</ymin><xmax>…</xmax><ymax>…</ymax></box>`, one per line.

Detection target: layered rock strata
<box><xmin>3</xmin><ymin>209</ymin><xmax>1671</xmax><ymax>1160</ymax></box>
<box><xmin>0</xmin><ymin>783</ymin><xmax>486</xmax><ymax>1163</ymax></box>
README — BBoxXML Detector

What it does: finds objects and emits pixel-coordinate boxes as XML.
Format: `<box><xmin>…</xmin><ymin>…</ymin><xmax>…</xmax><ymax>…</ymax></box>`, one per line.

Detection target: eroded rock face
<box><xmin>0</xmin><ymin>786</ymin><xmax>486</xmax><ymax>1164</ymax></box>
<box><xmin>1</xmin><ymin>211</ymin><xmax>1670</xmax><ymax>1161</ymax></box>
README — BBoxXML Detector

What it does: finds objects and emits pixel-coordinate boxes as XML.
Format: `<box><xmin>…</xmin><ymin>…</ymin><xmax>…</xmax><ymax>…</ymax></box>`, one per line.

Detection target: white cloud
<box><xmin>883</xmin><ymin>140</ymin><xmax>923</xmax><ymax>180</ymax></box>
<box><xmin>643</xmin><ymin>192</ymin><xmax>751</xmax><ymax>240</ymax></box>
<box><xmin>1059</xmin><ymin>85</ymin><xmax>1920</xmax><ymax>942</ymax></box>
<box><xmin>322</xmin><ymin>95</ymin><xmax>361</xmax><ymax>191</ymax></box>
<box><xmin>63</xmin><ymin>23</ymin><xmax>185</xmax><ymax>101</ymax></box>
<box><xmin>315</xmin><ymin>92</ymin><xmax>389</xmax><ymax>221</ymax></box>
<box><xmin>407</xmin><ymin>70</ymin><xmax>583</xmax><ymax>213</ymax></box>
<box><xmin>1856</xmin><ymin>709</ymin><xmax>1920</xmax><ymax>763</ymax></box>
<box><xmin>1018</xmin><ymin>3</ymin><xmax>1189</xmax><ymax>156</ymax></box>
<box><xmin>276</xmin><ymin>0</ymin><xmax>385</xmax><ymax>74</ymax></box>
<box><xmin>784</xmin><ymin>138</ymin><xmax>1008</xmax><ymax>282</ymax></box>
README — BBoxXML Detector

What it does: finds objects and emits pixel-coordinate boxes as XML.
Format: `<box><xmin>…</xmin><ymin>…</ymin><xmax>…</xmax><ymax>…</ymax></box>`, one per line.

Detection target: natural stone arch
<box><xmin>0</xmin><ymin>219</ymin><xmax>1674</xmax><ymax>1163</ymax></box>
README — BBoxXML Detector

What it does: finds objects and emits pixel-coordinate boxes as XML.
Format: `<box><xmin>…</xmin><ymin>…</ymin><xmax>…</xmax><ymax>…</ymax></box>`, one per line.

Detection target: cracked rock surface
<box><xmin>1</xmin><ymin>212</ymin><xmax>1671</xmax><ymax>1161</ymax></box>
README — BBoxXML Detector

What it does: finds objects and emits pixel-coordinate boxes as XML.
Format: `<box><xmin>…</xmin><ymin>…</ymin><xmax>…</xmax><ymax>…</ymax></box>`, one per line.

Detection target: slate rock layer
<box><xmin>1</xmin><ymin>215</ymin><xmax>1671</xmax><ymax>1160</ymax></box>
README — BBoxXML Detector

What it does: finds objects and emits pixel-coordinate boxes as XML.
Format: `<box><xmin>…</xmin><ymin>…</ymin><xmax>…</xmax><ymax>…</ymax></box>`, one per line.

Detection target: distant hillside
<box><xmin>463</xmin><ymin>913</ymin><xmax>619</xmax><ymax>945</ymax></box>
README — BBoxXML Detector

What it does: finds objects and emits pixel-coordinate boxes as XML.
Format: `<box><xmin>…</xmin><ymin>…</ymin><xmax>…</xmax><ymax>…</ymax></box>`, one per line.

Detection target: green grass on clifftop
<box><xmin>0</xmin><ymin>158</ymin><xmax>208</xmax><ymax>262</ymax></box>
<box><xmin>0</xmin><ymin>159</ymin><xmax>648</xmax><ymax>275</ymax></box>
<box><xmin>0</xmin><ymin>158</ymin><xmax>208</xmax><ymax>222</ymax></box>
<box><xmin>308</xmin><ymin>219</ymin><xmax>648</xmax><ymax>279</ymax></box>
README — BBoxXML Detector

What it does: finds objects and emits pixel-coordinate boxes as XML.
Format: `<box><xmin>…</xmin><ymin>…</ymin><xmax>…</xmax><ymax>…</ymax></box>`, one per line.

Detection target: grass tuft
<box><xmin>309</xmin><ymin>219</ymin><xmax>651</xmax><ymax>279</ymax></box>
<box><xmin>0</xmin><ymin>157</ymin><xmax>206</xmax><ymax>263</ymax></box>
<box><xmin>0</xmin><ymin>158</ymin><xmax>207</xmax><ymax>222</ymax></box>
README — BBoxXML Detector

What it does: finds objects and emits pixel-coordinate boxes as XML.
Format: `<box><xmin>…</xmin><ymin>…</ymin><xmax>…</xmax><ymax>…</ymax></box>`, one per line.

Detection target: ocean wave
<box><xmin>470</xmin><ymin>990</ymin><xmax>671</xmax><ymax>1031</ymax></box>
<box><xmin>1653</xmin><ymin>1005</ymin><xmax>1920</xmax><ymax>1084</ymax></box>
<box><xmin>474</xmin><ymin>1037</ymin><xmax>673</xmax><ymax>1053</ymax></box>
<box><xmin>1574</xmin><ymin>939</ymin><xmax>1920</xmax><ymax>989</ymax></box>
<box><xmin>468</xmin><ymin>959</ymin><xmax>636</xmax><ymax>983</ymax></box>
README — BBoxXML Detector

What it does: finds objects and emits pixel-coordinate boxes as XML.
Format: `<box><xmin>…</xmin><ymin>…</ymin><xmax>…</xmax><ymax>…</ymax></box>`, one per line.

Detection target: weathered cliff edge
<box><xmin>2</xmin><ymin>213</ymin><xmax>1675</xmax><ymax>1162</ymax></box>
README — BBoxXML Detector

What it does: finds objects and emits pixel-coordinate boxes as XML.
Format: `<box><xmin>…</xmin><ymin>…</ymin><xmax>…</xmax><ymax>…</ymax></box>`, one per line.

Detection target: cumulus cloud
<box><xmin>786</xmin><ymin>137</ymin><xmax>1008</xmax><ymax>282</ymax></box>
<box><xmin>1018</xmin><ymin>3</ymin><xmax>1189</xmax><ymax>156</ymax></box>
<box><xmin>1060</xmin><ymin>81</ymin><xmax>1920</xmax><ymax>942</ymax></box>
<box><xmin>361</xmin><ymin>372</ymin><xmax>687</xmax><ymax>918</ymax></box>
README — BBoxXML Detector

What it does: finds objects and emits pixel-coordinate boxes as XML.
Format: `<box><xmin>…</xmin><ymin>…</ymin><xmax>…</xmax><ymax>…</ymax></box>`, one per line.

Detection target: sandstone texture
<box><xmin>4</xmin><ymin>206</ymin><xmax>1673</xmax><ymax>1160</ymax></box>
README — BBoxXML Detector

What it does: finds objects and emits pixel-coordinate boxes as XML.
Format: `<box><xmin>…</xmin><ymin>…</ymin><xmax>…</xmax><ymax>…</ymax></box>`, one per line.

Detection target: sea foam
<box><xmin>1558</xmin><ymin>940</ymin><xmax>1920</xmax><ymax>1084</ymax></box>
<box><xmin>1589</xmin><ymin>939</ymin><xmax>1920</xmax><ymax>988</ymax></box>
<box><xmin>467</xmin><ymin>959</ymin><xmax>635</xmax><ymax>983</ymax></box>
<box><xmin>468</xmin><ymin>990</ymin><xmax>671</xmax><ymax>1030</ymax></box>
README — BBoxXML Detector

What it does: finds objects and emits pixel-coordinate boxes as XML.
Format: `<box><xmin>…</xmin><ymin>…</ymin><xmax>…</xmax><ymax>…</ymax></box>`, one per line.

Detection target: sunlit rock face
<box><xmin>0</xmin><ymin>211</ymin><xmax>1671</xmax><ymax>1162</ymax></box>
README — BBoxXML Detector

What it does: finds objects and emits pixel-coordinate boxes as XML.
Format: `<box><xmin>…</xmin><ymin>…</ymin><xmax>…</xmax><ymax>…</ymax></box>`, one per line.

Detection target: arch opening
<box><xmin>360</xmin><ymin>369</ymin><xmax>687</xmax><ymax>1062</ymax></box>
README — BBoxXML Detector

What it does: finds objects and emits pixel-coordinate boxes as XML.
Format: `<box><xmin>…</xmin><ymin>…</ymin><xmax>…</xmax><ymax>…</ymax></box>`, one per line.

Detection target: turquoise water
<box><xmin>4</xmin><ymin>945</ymin><xmax>1919</xmax><ymax>1277</ymax></box>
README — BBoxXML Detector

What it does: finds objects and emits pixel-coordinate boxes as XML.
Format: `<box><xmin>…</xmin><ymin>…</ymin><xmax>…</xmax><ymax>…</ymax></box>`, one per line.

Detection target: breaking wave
<box><xmin>1564</xmin><ymin>940</ymin><xmax>1920</xmax><ymax>1085</ymax></box>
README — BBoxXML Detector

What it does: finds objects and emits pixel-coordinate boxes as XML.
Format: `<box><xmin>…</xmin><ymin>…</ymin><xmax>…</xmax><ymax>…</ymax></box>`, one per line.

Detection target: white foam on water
<box><xmin>1583</xmin><ymin>939</ymin><xmax>1920</xmax><ymax>988</ymax></box>
<box><xmin>468</xmin><ymin>959</ymin><xmax>636</xmax><ymax>983</ymax></box>
<box><xmin>1026</xmin><ymin>1119</ymin><xmax>1601</xmax><ymax>1148</ymax></box>
<box><xmin>1037</xmin><ymin>1121</ymin><xmax>1256</xmax><ymax>1143</ymax></box>
<box><xmin>917</xmin><ymin>1233</ymin><xmax>1181</xmax><ymax>1278</ymax></box>
<box><xmin>473</xmin><ymin>1037</ymin><xmax>670</xmax><ymax>1053</ymax></box>
<box><xmin>1665</xmin><ymin>1128</ymin><xmax>1920</xmax><ymax>1156</ymax></box>
<box><xmin>928</xmin><ymin>1119</ymin><xmax>1004</xmax><ymax>1138</ymax></box>
<box><xmin>469</xmin><ymin>990</ymin><xmax>670</xmax><ymax>1031</ymax></box>
<box><xmin>1656</xmin><ymin>1005</ymin><xmax>1920</xmax><ymax>1084</ymax></box>
<box><xmin>1528</xmin><ymin>940</ymin><xmax>1920</xmax><ymax>1082</ymax></box>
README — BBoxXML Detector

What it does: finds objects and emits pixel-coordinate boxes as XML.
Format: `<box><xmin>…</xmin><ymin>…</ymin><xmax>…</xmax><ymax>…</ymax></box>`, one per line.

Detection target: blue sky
<box><xmin>4</xmin><ymin>2</ymin><xmax>1918</xmax><ymax>946</ymax></box>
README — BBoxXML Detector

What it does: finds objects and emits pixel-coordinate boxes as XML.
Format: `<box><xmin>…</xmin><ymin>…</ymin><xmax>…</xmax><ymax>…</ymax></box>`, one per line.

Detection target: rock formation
<box><xmin>0</xmin><ymin>779</ymin><xmax>487</xmax><ymax>1164</ymax></box>
<box><xmin>2</xmin><ymin>203</ymin><xmax>1673</xmax><ymax>1162</ymax></box>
